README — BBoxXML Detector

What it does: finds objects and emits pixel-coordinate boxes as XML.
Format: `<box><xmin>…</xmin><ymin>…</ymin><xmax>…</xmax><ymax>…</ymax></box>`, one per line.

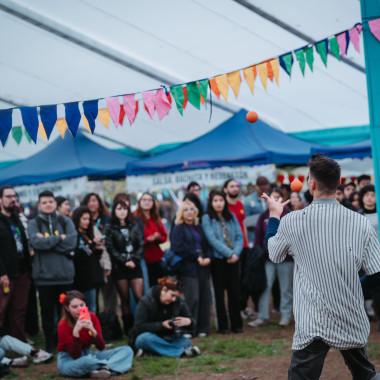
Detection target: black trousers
<box><xmin>288</xmin><ymin>337</ymin><xmax>380</xmax><ymax>380</ymax></box>
<box><xmin>38</xmin><ymin>284</ymin><xmax>72</xmax><ymax>351</ymax></box>
<box><xmin>211</xmin><ymin>259</ymin><xmax>242</xmax><ymax>332</ymax></box>
<box><xmin>147</xmin><ymin>262</ymin><xmax>164</xmax><ymax>287</ymax></box>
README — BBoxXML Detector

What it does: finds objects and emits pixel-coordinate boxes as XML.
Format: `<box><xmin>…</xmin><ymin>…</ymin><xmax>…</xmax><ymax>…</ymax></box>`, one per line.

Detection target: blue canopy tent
<box><xmin>127</xmin><ymin>110</ymin><xmax>328</xmax><ymax>176</ymax></box>
<box><xmin>311</xmin><ymin>139</ymin><xmax>372</xmax><ymax>160</ymax></box>
<box><xmin>0</xmin><ymin>130</ymin><xmax>139</xmax><ymax>186</ymax></box>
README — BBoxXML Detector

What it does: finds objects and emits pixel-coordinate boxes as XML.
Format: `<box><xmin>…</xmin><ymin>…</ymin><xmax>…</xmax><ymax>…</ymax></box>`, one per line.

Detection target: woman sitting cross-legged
<box><xmin>57</xmin><ymin>290</ymin><xmax>133</xmax><ymax>379</ymax></box>
<box><xmin>130</xmin><ymin>277</ymin><xmax>200</xmax><ymax>358</ymax></box>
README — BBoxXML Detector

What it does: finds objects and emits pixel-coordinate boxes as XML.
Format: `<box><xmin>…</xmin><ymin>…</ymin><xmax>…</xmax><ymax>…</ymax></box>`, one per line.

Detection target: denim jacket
<box><xmin>202</xmin><ymin>214</ymin><xmax>243</xmax><ymax>260</ymax></box>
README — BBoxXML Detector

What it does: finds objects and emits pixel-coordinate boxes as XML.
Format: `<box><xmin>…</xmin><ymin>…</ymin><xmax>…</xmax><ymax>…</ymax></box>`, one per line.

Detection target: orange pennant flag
<box><xmin>267</xmin><ymin>61</ymin><xmax>274</xmax><ymax>82</ymax></box>
<box><xmin>227</xmin><ymin>70</ymin><xmax>241</xmax><ymax>99</ymax></box>
<box><xmin>209</xmin><ymin>78</ymin><xmax>221</xmax><ymax>99</ymax></box>
<box><xmin>38</xmin><ymin>122</ymin><xmax>47</xmax><ymax>141</ymax></box>
<box><xmin>243</xmin><ymin>66</ymin><xmax>256</xmax><ymax>94</ymax></box>
<box><xmin>200</xmin><ymin>94</ymin><xmax>205</xmax><ymax>104</ymax></box>
<box><xmin>82</xmin><ymin>115</ymin><xmax>92</xmax><ymax>134</ymax></box>
<box><xmin>56</xmin><ymin>119</ymin><xmax>67</xmax><ymax>138</ymax></box>
<box><xmin>215</xmin><ymin>74</ymin><xmax>229</xmax><ymax>102</ymax></box>
<box><xmin>98</xmin><ymin>108</ymin><xmax>111</xmax><ymax>129</ymax></box>
<box><xmin>271</xmin><ymin>58</ymin><xmax>280</xmax><ymax>86</ymax></box>
<box><xmin>257</xmin><ymin>62</ymin><xmax>268</xmax><ymax>91</ymax></box>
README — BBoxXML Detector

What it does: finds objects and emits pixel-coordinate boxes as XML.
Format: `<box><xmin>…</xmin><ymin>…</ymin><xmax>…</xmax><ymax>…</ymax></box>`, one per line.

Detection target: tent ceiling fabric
<box><xmin>0</xmin><ymin>0</ymin><xmax>368</xmax><ymax>163</ymax></box>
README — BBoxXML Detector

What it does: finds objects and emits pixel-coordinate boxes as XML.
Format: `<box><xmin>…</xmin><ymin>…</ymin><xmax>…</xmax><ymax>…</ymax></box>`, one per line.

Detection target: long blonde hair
<box><xmin>174</xmin><ymin>200</ymin><xmax>199</xmax><ymax>225</ymax></box>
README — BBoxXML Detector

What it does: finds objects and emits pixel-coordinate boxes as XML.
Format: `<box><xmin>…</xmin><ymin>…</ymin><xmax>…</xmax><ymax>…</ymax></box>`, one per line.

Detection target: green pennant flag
<box><xmin>187</xmin><ymin>82</ymin><xmax>201</xmax><ymax>109</ymax></box>
<box><xmin>198</xmin><ymin>79</ymin><xmax>208</xmax><ymax>103</ymax></box>
<box><xmin>12</xmin><ymin>126</ymin><xmax>22</xmax><ymax>145</ymax></box>
<box><xmin>24</xmin><ymin>128</ymin><xmax>32</xmax><ymax>143</ymax></box>
<box><xmin>295</xmin><ymin>49</ymin><xmax>306</xmax><ymax>76</ymax></box>
<box><xmin>170</xmin><ymin>85</ymin><xmax>185</xmax><ymax>115</ymax></box>
<box><xmin>329</xmin><ymin>36</ymin><xmax>340</xmax><ymax>61</ymax></box>
<box><xmin>316</xmin><ymin>40</ymin><xmax>328</xmax><ymax>67</ymax></box>
<box><xmin>281</xmin><ymin>53</ymin><xmax>293</xmax><ymax>76</ymax></box>
<box><xmin>304</xmin><ymin>46</ymin><xmax>314</xmax><ymax>72</ymax></box>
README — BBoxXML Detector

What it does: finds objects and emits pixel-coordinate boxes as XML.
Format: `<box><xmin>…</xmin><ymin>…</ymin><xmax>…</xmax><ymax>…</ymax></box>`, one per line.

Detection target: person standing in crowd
<box><xmin>171</xmin><ymin>200</ymin><xmax>212</xmax><ymax>337</ymax></box>
<box><xmin>336</xmin><ymin>185</ymin><xmax>357</xmax><ymax>211</ymax></box>
<box><xmin>135</xmin><ymin>193</ymin><xmax>167</xmax><ymax>286</ymax></box>
<box><xmin>359</xmin><ymin>185</ymin><xmax>378</xmax><ymax>237</ymax></box>
<box><xmin>264</xmin><ymin>153</ymin><xmax>380</xmax><ymax>379</ymax></box>
<box><xmin>288</xmin><ymin>192</ymin><xmax>304</xmax><ymax>211</ymax></box>
<box><xmin>349</xmin><ymin>191</ymin><xmax>360</xmax><ymax>210</ymax></box>
<box><xmin>184</xmin><ymin>192</ymin><xmax>204</xmax><ymax>219</ymax></box>
<box><xmin>28</xmin><ymin>190</ymin><xmax>77</xmax><ymax>353</ymax></box>
<box><xmin>57</xmin><ymin>290</ymin><xmax>133</xmax><ymax>378</ymax></box>
<box><xmin>280</xmin><ymin>184</ymin><xmax>291</xmax><ymax>202</ymax></box>
<box><xmin>357</xmin><ymin>174</ymin><xmax>371</xmax><ymax>189</ymax></box>
<box><xmin>0</xmin><ymin>186</ymin><xmax>31</xmax><ymax>342</ymax></box>
<box><xmin>56</xmin><ymin>196</ymin><xmax>71</xmax><ymax>217</ymax></box>
<box><xmin>187</xmin><ymin>181</ymin><xmax>207</xmax><ymax>212</ymax></box>
<box><xmin>343</xmin><ymin>182</ymin><xmax>356</xmax><ymax>201</ymax></box>
<box><xmin>249</xmin><ymin>188</ymin><xmax>292</xmax><ymax>327</ymax></box>
<box><xmin>71</xmin><ymin>206</ymin><xmax>110</xmax><ymax>313</ymax></box>
<box><xmin>202</xmin><ymin>191</ymin><xmax>243</xmax><ymax>334</ymax></box>
<box><xmin>105</xmin><ymin>200</ymin><xmax>144</xmax><ymax>335</ymax></box>
<box><xmin>131</xmin><ymin>277</ymin><xmax>200</xmax><ymax>358</ymax></box>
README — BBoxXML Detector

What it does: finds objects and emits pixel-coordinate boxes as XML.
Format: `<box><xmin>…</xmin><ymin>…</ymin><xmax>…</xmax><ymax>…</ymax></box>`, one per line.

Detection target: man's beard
<box><xmin>228</xmin><ymin>192</ymin><xmax>239</xmax><ymax>199</ymax></box>
<box><xmin>2</xmin><ymin>204</ymin><xmax>16</xmax><ymax>213</ymax></box>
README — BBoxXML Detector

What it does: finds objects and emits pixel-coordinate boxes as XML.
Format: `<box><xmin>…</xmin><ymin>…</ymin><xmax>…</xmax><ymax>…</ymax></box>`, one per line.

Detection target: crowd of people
<box><xmin>0</xmin><ymin>163</ymin><xmax>378</xmax><ymax>378</ymax></box>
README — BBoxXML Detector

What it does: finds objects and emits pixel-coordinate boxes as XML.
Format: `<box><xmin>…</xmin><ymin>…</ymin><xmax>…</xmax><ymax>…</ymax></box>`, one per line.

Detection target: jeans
<box><xmin>288</xmin><ymin>338</ymin><xmax>380</xmax><ymax>380</ymax></box>
<box><xmin>57</xmin><ymin>346</ymin><xmax>133</xmax><ymax>377</ymax></box>
<box><xmin>82</xmin><ymin>289</ymin><xmax>97</xmax><ymax>313</ymax></box>
<box><xmin>135</xmin><ymin>332</ymin><xmax>191</xmax><ymax>358</ymax></box>
<box><xmin>258</xmin><ymin>261</ymin><xmax>294</xmax><ymax>321</ymax></box>
<box><xmin>0</xmin><ymin>335</ymin><xmax>32</xmax><ymax>366</ymax></box>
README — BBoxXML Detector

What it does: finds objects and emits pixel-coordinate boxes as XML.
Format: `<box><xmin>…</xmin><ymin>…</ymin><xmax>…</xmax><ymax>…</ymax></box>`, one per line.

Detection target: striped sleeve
<box><xmin>362</xmin><ymin>223</ymin><xmax>380</xmax><ymax>275</ymax></box>
<box><xmin>267</xmin><ymin>219</ymin><xmax>290</xmax><ymax>263</ymax></box>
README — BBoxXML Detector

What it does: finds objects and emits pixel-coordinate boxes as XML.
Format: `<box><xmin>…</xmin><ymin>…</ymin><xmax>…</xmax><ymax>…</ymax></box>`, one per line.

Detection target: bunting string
<box><xmin>1</xmin><ymin>18</ymin><xmax>380</xmax><ymax>146</ymax></box>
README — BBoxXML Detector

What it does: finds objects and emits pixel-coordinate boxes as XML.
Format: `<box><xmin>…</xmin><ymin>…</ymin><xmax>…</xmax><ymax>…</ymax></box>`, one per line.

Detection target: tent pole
<box><xmin>360</xmin><ymin>0</ymin><xmax>380</xmax><ymax>240</ymax></box>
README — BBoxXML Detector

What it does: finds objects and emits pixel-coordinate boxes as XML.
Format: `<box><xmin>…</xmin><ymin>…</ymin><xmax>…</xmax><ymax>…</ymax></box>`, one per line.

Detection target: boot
<box><xmin>122</xmin><ymin>314</ymin><xmax>134</xmax><ymax>336</ymax></box>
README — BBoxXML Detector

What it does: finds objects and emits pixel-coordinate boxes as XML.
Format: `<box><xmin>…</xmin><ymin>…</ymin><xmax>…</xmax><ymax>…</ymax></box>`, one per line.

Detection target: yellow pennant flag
<box><xmin>243</xmin><ymin>66</ymin><xmax>256</xmax><ymax>94</ymax></box>
<box><xmin>98</xmin><ymin>108</ymin><xmax>111</xmax><ymax>129</ymax></box>
<box><xmin>271</xmin><ymin>58</ymin><xmax>280</xmax><ymax>86</ymax></box>
<box><xmin>38</xmin><ymin>122</ymin><xmax>47</xmax><ymax>141</ymax></box>
<box><xmin>82</xmin><ymin>115</ymin><xmax>92</xmax><ymax>134</ymax></box>
<box><xmin>215</xmin><ymin>74</ymin><xmax>229</xmax><ymax>102</ymax></box>
<box><xmin>257</xmin><ymin>62</ymin><xmax>268</xmax><ymax>91</ymax></box>
<box><xmin>56</xmin><ymin>119</ymin><xmax>67</xmax><ymax>138</ymax></box>
<box><xmin>227</xmin><ymin>70</ymin><xmax>241</xmax><ymax>99</ymax></box>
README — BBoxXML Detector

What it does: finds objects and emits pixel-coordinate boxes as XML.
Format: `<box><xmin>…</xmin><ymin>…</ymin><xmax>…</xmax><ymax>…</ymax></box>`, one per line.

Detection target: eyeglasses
<box><xmin>3</xmin><ymin>194</ymin><xmax>17</xmax><ymax>199</ymax></box>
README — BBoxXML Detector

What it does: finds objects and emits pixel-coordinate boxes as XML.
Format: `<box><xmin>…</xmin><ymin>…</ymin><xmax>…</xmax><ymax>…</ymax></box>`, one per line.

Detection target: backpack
<box><xmin>243</xmin><ymin>245</ymin><xmax>267</xmax><ymax>299</ymax></box>
<box><xmin>160</xmin><ymin>249</ymin><xmax>183</xmax><ymax>275</ymax></box>
<box><xmin>98</xmin><ymin>310</ymin><xmax>123</xmax><ymax>343</ymax></box>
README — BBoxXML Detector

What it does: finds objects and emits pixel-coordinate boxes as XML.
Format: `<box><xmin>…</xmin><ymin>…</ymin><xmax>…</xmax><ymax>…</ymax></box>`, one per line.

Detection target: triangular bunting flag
<box><xmin>349</xmin><ymin>27</ymin><xmax>360</xmax><ymax>52</ymax></box>
<box><xmin>257</xmin><ymin>62</ymin><xmax>268</xmax><ymax>91</ymax></box>
<box><xmin>337</xmin><ymin>33</ymin><xmax>347</xmax><ymax>57</ymax></box>
<box><xmin>209</xmin><ymin>78</ymin><xmax>221</xmax><ymax>99</ymax></box>
<box><xmin>40</xmin><ymin>105</ymin><xmax>57</xmax><ymax>139</ymax></box>
<box><xmin>279</xmin><ymin>53</ymin><xmax>294</xmax><ymax>77</ymax></box>
<box><xmin>64</xmin><ymin>102</ymin><xmax>81</xmax><ymax>137</ymax></box>
<box><xmin>83</xmin><ymin>100</ymin><xmax>98</xmax><ymax>134</ymax></box>
<box><xmin>82</xmin><ymin>116</ymin><xmax>92</xmax><ymax>134</ymax></box>
<box><xmin>243</xmin><ymin>66</ymin><xmax>256</xmax><ymax>94</ymax></box>
<box><xmin>106</xmin><ymin>97</ymin><xmax>120</xmax><ymax>128</ymax></box>
<box><xmin>294</xmin><ymin>48</ymin><xmax>306</xmax><ymax>76</ymax></box>
<box><xmin>0</xmin><ymin>109</ymin><xmax>13</xmax><ymax>146</ymax></box>
<box><xmin>56</xmin><ymin>119</ymin><xmax>67</xmax><ymax>138</ymax></box>
<box><xmin>24</xmin><ymin>128</ymin><xmax>32</xmax><ymax>143</ymax></box>
<box><xmin>98</xmin><ymin>108</ymin><xmax>111</xmax><ymax>129</ymax></box>
<box><xmin>315</xmin><ymin>40</ymin><xmax>328</xmax><ymax>67</ymax></box>
<box><xmin>356</xmin><ymin>24</ymin><xmax>363</xmax><ymax>34</ymax></box>
<box><xmin>214</xmin><ymin>74</ymin><xmax>229</xmax><ymax>102</ymax></box>
<box><xmin>20</xmin><ymin>106</ymin><xmax>39</xmax><ymax>143</ymax></box>
<box><xmin>119</xmin><ymin>105</ymin><xmax>125</xmax><ymax>125</ymax></box>
<box><xmin>12</xmin><ymin>126</ymin><xmax>22</xmax><ymax>145</ymax></box>
<box><xmin>171</xmin><ymin>86</ymin><xmax>185</xmax><ymax>115</ymax></box>
<box><xmin>155</xmin><ymin>89</ymin><xmax>171</xmax><ymax>120</ymax></box>
<box><xmin>187</xmin><ymin>82</ymin><xmax>201</xmax><ymax>109</ymax></box>
<box><xmin>369</xmin><ymin>19</ymin><xmax>380</xmax><ymax>41</ymax></box>
<box><xmin>267</xmin><ymin>61</ymin><xmax>274</xmax><ymax>82</ymax></box>
<box><xmin>304</xmin><ymin>47</ymin><xmax>314</xmax><ymax>72</ymax></box>
<box><xmin>271</xmin><ymin>58</ymin><xmax>279</xmax><ymax>86</ymax></box>
<box><xmin>183</xmin><ymin>87</ymin><xmax>188</xmax><ymax>109</ymax></box>
<box><xmin>142</xmin><ymin>91</ymin><xmax>155</xmax><ymax>120</ymax></box>
<box><xmin>198</xmin><ymin>80</ymin><xmax>208</xmax><ymax>104</ymax></box>
<box><xmin>123</xmin><ymin>94</ymin><xmax>138</xmax><ymax>126</ymax></box>
<box><xmin>227</xmin><ymin>71</ymin><xmax>241</xmax><ymax>98</ymax></box>
<box><xmin>38</xmin><ymin>122</ymin><xmax>47</xmax><ymax>141</ymax></box>
<box><xmin>329</xmin><ymin>36</ymin><xmax>340</xmax><ymax>61</ymax></box>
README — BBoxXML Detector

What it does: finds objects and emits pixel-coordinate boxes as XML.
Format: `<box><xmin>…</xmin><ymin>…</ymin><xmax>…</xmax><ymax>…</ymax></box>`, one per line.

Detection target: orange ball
<box><xmin>246</xmin><ymin>111</ymin><xmax>258</xmax><ymax>123</ymax></box>
<box><xmin>290</xmin><ymin>179</ymin><xmax>303</xmax><ymax>192</ymax></box>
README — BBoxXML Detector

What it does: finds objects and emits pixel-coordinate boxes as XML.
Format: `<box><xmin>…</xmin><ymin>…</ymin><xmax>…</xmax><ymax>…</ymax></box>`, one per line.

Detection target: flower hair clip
<box><xmin>59</xmin><ymin>293</ymin><xmax>66</xmax><ymax>304</ymax></box>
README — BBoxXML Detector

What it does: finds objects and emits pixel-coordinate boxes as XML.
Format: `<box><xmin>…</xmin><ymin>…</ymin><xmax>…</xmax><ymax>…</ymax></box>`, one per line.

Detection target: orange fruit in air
<box><xmin>246</xmin><ymin>111</ymin><xmax>258</xmax><ymax>123</ymax></box>
<box><xmin>290</xmin><ymin>179</ymin><xmax>303</xmax><ymax>192</ymax></box>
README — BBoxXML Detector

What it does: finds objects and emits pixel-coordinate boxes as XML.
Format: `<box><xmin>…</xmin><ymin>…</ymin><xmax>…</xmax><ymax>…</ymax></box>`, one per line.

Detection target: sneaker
<box><xmin>197</xmin><ymin>332</ymin><xmax>207</xmax><ymax>338</ymax></box>
<box><xmin>135</xmin><ymin>349</ymin><xmax>144</xmax><ymax>358</ymax></box>
<box><xmin>240</xmin><ymin>310</ymin><xmax>249</xmax><ymax>319</ymax></box>
<box><xmin>183</xmin><ymin>333</ymin><xmax>193</xmax><ymax>339</ymax></box>
<box><xmin>184</xmin><ymin>345</ymin><xmax>201</xmax><ymax>357</ymax></box>
<box><xmin>279</xmin><ymin>319</ymin><xmax>291</xmax><ymax>326</ymax></box>
<box><xmin>248</xmin><ymin>318</ymin><xmax>268</xmax><ymax>327</ymax></box>
<box><xmin>33</xmin><ymin>349</ymin><xmax>53</xmax><ymax>364</ymax></box>
<box><xmin>90</xmin><ymin>369</ymin><xmax>111</xmax><ymax>379</ymax></box>
<box><xmin>11</xmin><ymin>356</ymin><xmax>28</xmax><ymax>368</ymax></box>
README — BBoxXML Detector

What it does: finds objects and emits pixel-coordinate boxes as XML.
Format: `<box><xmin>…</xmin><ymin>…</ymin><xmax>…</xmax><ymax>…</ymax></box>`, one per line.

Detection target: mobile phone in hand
<box><xmin>79</xmin><ymin>306</ymin><xmax>90</xmax><ymax>320</ymax></box>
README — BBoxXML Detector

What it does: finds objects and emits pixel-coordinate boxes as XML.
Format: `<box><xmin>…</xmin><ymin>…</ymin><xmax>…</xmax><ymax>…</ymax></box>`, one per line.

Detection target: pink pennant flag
<box><xmin>106</xmin><ymin>97</ymin><xmax>120</xmax><ymax>128</ymax></box>
<box><xmin>356</xmin><ymin>24</ymin><xmax>363</xmax><ymax>34</ymax></box>
<box><xmin>337</xmin><ymin>33</ymin><xmax>347</xmax><ymax>57</ymax></box>
<box><xmin>142</xmin><ymin>91</ymin><xmax>155</xmax><ymax>120</ymax></box>
<box><xmin>349</xmin><ymin>27</ymin><xmax>360</xmax><ymax>53</ymax></box>
<box><xmin>369</xmin><ymin>19</ymin><xmax>380</xmax><ymax>42</ymax></box>
<box><xmin>123</xmin><ymin>94</ymin><xmax>137</xmax><ymax>126</ymax></box>
<box><xmin>155</xmin><ymin>89</ymin><xmax>171</xmax><ymax>121</ymax></box>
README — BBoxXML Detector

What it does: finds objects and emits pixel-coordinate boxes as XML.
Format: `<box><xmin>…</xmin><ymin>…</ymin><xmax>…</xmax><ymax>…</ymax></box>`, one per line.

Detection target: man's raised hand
<box><xmin>261</xmin><ymin>193</ymin><xmax>290</xmax><ymax>219</ymax></box>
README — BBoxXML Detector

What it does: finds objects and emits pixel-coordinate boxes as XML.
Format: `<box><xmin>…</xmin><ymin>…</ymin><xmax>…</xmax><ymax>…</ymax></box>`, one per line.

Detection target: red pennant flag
<box><xmin>288</xmin><ymin>174</ymin><xmax>295</xmax><ymax>183</ymax></box>
<box><xmin>340</xmin><ymin>177</ymin><xmax>347</xmax><ymax>185</ymax></box>
<box><xmin>350</xmin><ymin>177</ymin><xmax>357</xmax><ymax>183</ymax></box>
<box><xmin>119</xmin><ymin>105</ymin><xmax>125</xmax><ymax>125</ymax></box>
<box><xmin>183</xmin><ymin>87</ymin><xmax>188</xmax><ymax>110</ymax></box>
<box><xmin>277</xmin><ymin>174</ymin><xmax>285</xmax><ymax>184</ymax></box>
<box><xmin>298</xmin><ymin>175</ymin><xmax>305</xmax><ymax>183</ymax></box>
<box><xmin>267</xmin><ymin>61</ymin><xmax>274</xmax><ymax>82</ymax></box>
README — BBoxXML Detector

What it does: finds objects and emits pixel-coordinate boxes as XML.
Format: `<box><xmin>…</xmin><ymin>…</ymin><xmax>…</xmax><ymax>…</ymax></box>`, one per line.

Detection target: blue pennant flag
<box><xmin>40</xmin><ymin>105</ymin><xmax>57</xmax><ymax>140</ymax></box>
<box><xmin>20</xmin><ymin>106</ymin><xmax>39</xmax><ymax>143</ymax></box>
<box><xmin>64</xmin><ymin>102</ymin><xmax>81</xmax><ymax>137</ymax></box>
<box><xmin>83</xmin><ymin>100</ymin><xmax>98</xmax><ymax>134</ymax></box>
<box><xmin>0</xmin><ymin>109</ymin><xmax>13</xmax><ymax>146</ymax></box>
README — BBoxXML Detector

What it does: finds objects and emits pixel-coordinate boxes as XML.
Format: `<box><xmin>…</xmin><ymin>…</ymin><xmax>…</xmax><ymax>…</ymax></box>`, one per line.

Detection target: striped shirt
<box><xmin>268</xmin><ymin>198</ymin><xmax>380</xmax><ymax>350</ymax></box>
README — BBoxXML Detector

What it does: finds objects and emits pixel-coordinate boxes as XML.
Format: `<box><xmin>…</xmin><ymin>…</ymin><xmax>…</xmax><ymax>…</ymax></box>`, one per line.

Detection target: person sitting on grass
<box><xmin>130</xmin><ymin>277</ymin><xmax>200</xmax><ymax>358</ymax></box>
<box><xmin>57</xmin><ymin>290</ymin><xmax>133</xmax><ymax>379</ymax></box>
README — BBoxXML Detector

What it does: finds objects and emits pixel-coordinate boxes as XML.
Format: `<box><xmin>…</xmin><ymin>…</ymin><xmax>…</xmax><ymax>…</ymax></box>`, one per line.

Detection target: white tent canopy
<box><xmin>0</xmin><ymin>0</ymin><xmax>368</xmax><ymax>163</ymax></box>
